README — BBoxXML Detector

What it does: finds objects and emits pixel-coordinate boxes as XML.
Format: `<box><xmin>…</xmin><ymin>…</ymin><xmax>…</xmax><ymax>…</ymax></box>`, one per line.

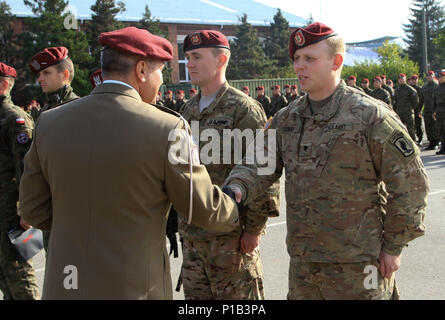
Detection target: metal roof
<box><xmin>6</xmin><ymin>0</ymin><xmax>307</xmax><ymax>27</ymax></box>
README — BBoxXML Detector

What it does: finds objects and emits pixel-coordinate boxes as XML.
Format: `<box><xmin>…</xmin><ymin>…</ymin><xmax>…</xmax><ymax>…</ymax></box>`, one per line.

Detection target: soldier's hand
<box><xmin>418</xmin><ymin>112</ymin><xmax>422</xmax><ymax>118</ymax></box>
<box><xmin>433</xmin><ymin>112</ymin><xmax>437</xmax><ymax>121</ymax></box>
<box><xmin>241</xmin><ymin>232</ymin><xmax>261</xmax><ymax>253</ymax></box>
<box><xmin>378</xmin><ymin>251</ymin><xmax>401</xmax><ymax>279</ymax></box>
<box><xmin>19</xmin><ymin>216</ymin><xmax>32</xmax><ymax>230</ymax></box>
<box><xmin>229</xmin><ymin>186</ymin><xmax>243</xmax><ymax>203</ymax></box>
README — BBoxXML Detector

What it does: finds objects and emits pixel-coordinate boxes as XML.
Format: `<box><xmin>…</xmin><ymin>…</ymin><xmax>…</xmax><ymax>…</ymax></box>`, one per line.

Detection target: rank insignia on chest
<box><xmin>392</xmin><ymin>135</ymin><xmax>414</xmax><ymax>157</ymax></box>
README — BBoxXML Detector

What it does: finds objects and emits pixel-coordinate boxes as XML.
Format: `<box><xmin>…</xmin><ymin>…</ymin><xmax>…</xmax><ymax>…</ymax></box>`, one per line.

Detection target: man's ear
<box><xmin>0</xmin><ymin>79</ymin><xmax>7</xmax><ymax>94</ymax></box>
<box><xmin>332</xmin><ymin>54</ymin><xmax>344</xmax><ymax>71</ymax></box>
<box><xmin>135</xmin><ymin>60</ymin><xmax>147</xmax><ymax>83</ymax></box>
<box><xmin>63</xmin><ymin>69</ymin><xmax>70</xmax><ymax>83</ymax></box>
<box><xmin>218</xmin><ymin>54</ymin><xmax>228</xmax><ymax>68</ymax></box>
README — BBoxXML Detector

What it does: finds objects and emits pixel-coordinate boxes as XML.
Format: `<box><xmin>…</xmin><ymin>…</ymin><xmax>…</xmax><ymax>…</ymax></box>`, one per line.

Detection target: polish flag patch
<box><xmin>16</xmin><ymin>118</ymin><xmax>25</xmax><ymax>124</ymax></box>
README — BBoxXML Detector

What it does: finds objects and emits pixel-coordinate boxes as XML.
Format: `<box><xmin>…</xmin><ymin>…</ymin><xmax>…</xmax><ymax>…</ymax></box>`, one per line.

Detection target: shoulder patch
<box><xmin>391</xmin><ymin>134</ymin><xmax>415</xmax><ymax>157</ymax></box>
<box><xmin>17</xmin><ymin>132</ymin><xmax>30</xmax><ymax>144</ymax></box>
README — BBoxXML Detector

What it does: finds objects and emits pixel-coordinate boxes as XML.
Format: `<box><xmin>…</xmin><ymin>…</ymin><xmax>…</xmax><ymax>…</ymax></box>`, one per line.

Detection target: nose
<box><xmin>293</xmin><ymin>59</ymin><xmax>304</xmax><ymax>72</ymax></box>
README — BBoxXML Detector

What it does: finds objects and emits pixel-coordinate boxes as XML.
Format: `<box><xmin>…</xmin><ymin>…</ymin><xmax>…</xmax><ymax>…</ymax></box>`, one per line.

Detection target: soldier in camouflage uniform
<box><xmin>255</xmin><ymin>86</ymin><xmax>270</xmax><ymax>115</ymax></box>
<box><xmin>174</xmin><ymin>90</ymin><xmax>187</xmax><ymax>112</ymax></box>
<box><xmin>163</xmin><ymin>90</ymin><xmax>176</xmax><ymax>110</ymax></box>
<box><xmin>179</xmin><ymin>30</ymin><xmax>280</xmax><ymax>300</ymax></box>
<box><xmin>381</xmin><ymin>75</ymin><xmax>395</xmax><ymax>106</ymax></box>
<box><xmin>393</xmin><ymin>73</ymin><xmax>419</xmax><ymax>140</ymax></box>
<box><xmin>347</xmin><ymin>75</ymin><xmax>364</xmax><ymax>92</ymax></box>
<box><xmin>225</xmin><ymin>23</ymin><xmax>428</xmax><ymax>300</ymax></box>
<box><xmin>241</xmin><ymin>86</ymin><xmax>250</xmax><ymax>97</ymax></box>
<box><xmin>0</xmin><ymin>62</ymin><xmax>40</xmax><ymax>300</ymax></box>
<box><xmin>371</xmin><ymin>77</ymin><xmax>392</xmax><ymax>107</ymax></box>
<box><xmin>29</xmin><ymin>47</ymin><xmax>79</xmax><ymax>121</ymax></box>
<box><xmin>422</xmin><ymin>71</ymin><xmax>439</xmax><ymax>150</ymax></box>
<box><xmin>408</xmin><ymin>75</ymin><xmax>424</xmax><ymax>144</ymax></box>
<box><xmin>29</xmin><ymin>46</ymin><xmax>80</xmax><ymax>255</ymax></box>
<box><xmin>156</xmin><ymin>91</ymin><xmax>165</xmax><ymax>106</ymax></box>
<box><xmin>284</xmin><ymin>84</ymin><xmax>292</xmax><ymax>103</ymax></box>
<box><xmin>433</xmin><ymin>71</ymin><xmax>445</xmax><ymax>155</ymax></box>
<box><xmin>289</xmin><ymin>84</ymin><xmax>300</xmax><ymax>102</ymax></box>
<box><xmin>360</xmin><ymin>78</ymin><xmax>373</xmax><ymax>95</ymax></box>
<box><xmin>268</xmin><ymin>85</ymin><xmax>288</xmax><ymax>118</ymax></box>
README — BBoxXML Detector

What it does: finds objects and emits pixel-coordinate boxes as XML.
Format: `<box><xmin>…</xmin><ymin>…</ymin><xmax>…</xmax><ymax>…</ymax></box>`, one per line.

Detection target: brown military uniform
<box><xmin>19</xmin><ymin>83</ymin><xmax>240</xmax><ymax>299</ymax></box>
<box><xmin>36</xmin><ymin>85</ymin><xmax>79</xmax><ymax>121</ymax></box>
<box><xmin>226</xmin><ymin>81</ymin><xmax>428</xmax><ymax>300</ymax></box>
<box><xmin>179</xmin><ymin>81</ymin><xmax>280</xmax><ymax>300</ymax></box>
<box><xmin>0</xmin><ymin>95</ymin><xmax>40</xmax><ymax>300</ymax></box>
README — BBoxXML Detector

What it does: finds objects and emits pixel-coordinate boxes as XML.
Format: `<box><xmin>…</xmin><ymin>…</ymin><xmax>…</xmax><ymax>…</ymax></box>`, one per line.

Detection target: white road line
<box><xmin>267</xmin><ymin>221</ymin><xmax>286</xmax><ymax>228</ymax></box>
<box><xmin>429</xmin><ymin>190</ymin><xmax>445</xmax><ymax>196</ymax></box>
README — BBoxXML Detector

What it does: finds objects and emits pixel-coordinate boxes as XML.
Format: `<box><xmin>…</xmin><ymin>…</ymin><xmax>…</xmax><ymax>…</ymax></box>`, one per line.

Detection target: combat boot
<box><xmin>436</xmin><ymin>143</ymin><xmax>445</xmax><ymax>155</ymax></box>
<box><xmin>425</xmin><ymin>142</ymin><xmax>439</xmax><ymax>150</ymax></box>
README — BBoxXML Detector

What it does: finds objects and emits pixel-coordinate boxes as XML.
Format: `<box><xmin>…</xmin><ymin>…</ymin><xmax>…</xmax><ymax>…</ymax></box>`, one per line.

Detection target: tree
<box><xmin>305</xmin><ymin>13</ymin><xmax>315</xmax><ymax>27</ymax></box>
<box><xmin>0</xmin><ymin>1</ymin><xmax>14</xmax><ymax>64</ymax></box>
<box><xmin>16</xmin><ymin>0</ymin><xmax>92</xmax><ymax>96</ymax></box>
<box><xmin>403</xmin><ymin>0</ymin><xmax>445</xmax><ymax>74</ymax></box>
<box><xmin>227</xmin><ymin>14</ymin><xmax>273</xmax><ymax>80</ymax></box>
<box><xmin>88</xmin><ymin>0</ymin><xmax>126</xmax><ymax>67</ymax></box>
<box><xmin>342</xmin><ymin>41</ymin><xmax>419</xmax><ymax>85</ymax></box>
<box><xmin>264</xmin><ymin>9</ymin><xmax>291</xmax><ymax>70</ymax></box>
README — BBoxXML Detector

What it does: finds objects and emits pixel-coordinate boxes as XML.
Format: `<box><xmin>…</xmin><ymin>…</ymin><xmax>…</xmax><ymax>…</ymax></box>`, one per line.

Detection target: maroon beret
<box><xmin>427</xmin><ymin>70</ymin><xmax>435</xmax><ymax>76</ymax></box>
<box><xmin>373</xmin><ymin>77</ymin><xmax>382</xmax><ymax>82</ymax></box>
<box><xmin>289</xmin><ymin>22</ymin><xmax>337</xmax><ymax>59</ymax></box>
<box><xmin>387</xmin><ymin>79</ymin><xmax>393</xmax><ymax>84</ymax></box>
<box><xmin>90</xmin><ymin>69</ymin><xmax>103</xmax><ymax>88</ymax></box>
<box><xmin>0</xmin><ymin>62</ymin><xmax>17</xmax><ymax>78</ymax></box>
<box><xmin>284</xmin><ymin>84</ymin><xmax>290</xmax><ymax>88</ymax></box>
<box><xmin>166</xmin><ymin>90</ymin><xmax>172</xmax><ymax>94</ymax></box>
<box><xmin>398</xmin><ymin>73</ymin><xmax>406</xmax><ymax>78</ymax></box>
<box><xmin>29</xmin><ymin>47</ymin><xmax>69</xmax><ymax>74</ymax></box>
<box><xmin>439</xmin><ymin>71</ymin><xmax>445</xmax><ymax>77</ymax></box>
<box><xmin>242</xmin><ymin>86</ymin><xmax>249</xmax><ymax>90</ymax></box>
<box><xmin>256</xmin><ymin>86</ymin><xmax>264</xmax><ymax>91</ymax></box>
<box><xmin>99</xmin><ymin>27</ymin><xmax>173</xmax><ymax>61</ymax></box>
<box><xmin>361</xmin><ymin>78</ymin><xmax>369</xmax><ymax>84</ymax></box>
<box><xmin>347</xmin><ymin>75</ymin><xmax>356</xmax><ymax>81</ymax></box>
<box><xmin>190</xmin><ymin>88</ymin><xmax>197</xmax><ymax>93</ymax></box>
<box><xmin>272</xmin><ymin>85</ymin><xmax>280</xmax><ymax>90</ymax></box>
<box><xmin>291</xmin><ymin>84</ymin><xmax>298</xmax><ymax>89</ymax></box>
<box><xmin>184</xmin><ymin>30</ymin><xmax>230</xmax><ymax>53</ymax></box>
<box><xmin>176</xmin><ymin>90</ymin><xmax>184</xmax><ymax>94</ymax></box>
<box><xmin>410</xmin><ymin>74</ymin><xmax>418</xmax><ymax>80</ymax></box>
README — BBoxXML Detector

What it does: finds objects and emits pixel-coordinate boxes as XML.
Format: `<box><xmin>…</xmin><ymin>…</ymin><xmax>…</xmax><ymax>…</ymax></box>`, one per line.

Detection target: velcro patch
<box><xmin>206</xmin><ymin>119</ymin><xmax>231</xmax><ymax>126</ymax></box>
<box><xmin>324</xmin><ymin>123</ymin><xmax>353</xmax><ymax>131</ymax></box>
<box><xmin>17</xmin><ymin>132</ymin><xmax>30</xmax><ymax>144</ymax></box>
<box><xmin>391</xmin><ymin>134</ymin><xmax>414</xmax><ymax>157</ymax></box>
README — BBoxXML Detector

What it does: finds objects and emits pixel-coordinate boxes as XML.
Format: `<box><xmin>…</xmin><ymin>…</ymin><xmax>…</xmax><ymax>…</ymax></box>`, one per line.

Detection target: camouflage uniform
<box><xmin>0</xmin><ymin>94</ymin><xmax>40</xmax><ymax>300</ymax></box>
<box><xmin>411</xmin><ymin>84</ymin><xmax>424</xmax><ymax>142</ymax></box>
<box><xmin>393</xmin><ymin>83</ymin><xmax>419</xmax><ymax>140</ymax></box>
<box><xmin>285</xmin><ymin>92</ymin><xmax>293</xmax><ymax>104</ymax></box>
<box><xmin>268</xmin><ymin>94</ymin><xmax>288</xmax><ymax>118</ymax></box>
<box><xmin>174</xmin><ymin>98</ymin><xmax>187</xmax><ymax>113</ymax></box>
<box><xmin>362</xmin><ymin>87</ymin><xmax>373</xmax><ymax>96</ymax></box>
<box><xmin>179</xmin><ymin>81</ymin><xmax>280</xmax><ymax>300</ymax></box>
<box><xmin>370</xmin><ymin>87</ymin><xmax>392</xmax><ymax>107</ymax></box>
<box><xmin>163</xmin><ymin>99</ymin><xmax>176</xmax><ymax>111</ymax></box>
<box><xmin>38</xmin><ymin>84</ymin><xmax>79</xmax><ymax>254</ymax></box>
<box><xmin>255</xmin><ymin>95</ymin><xmax>271</xmax><ymax>116</ymax></box>
<box><xmin>422</xmin><ymin>80</ymin><xmax>439</xmax><ymax>146</ymax></box>
<box><xmin>226</xmin><ymin>81</ymin><xmax>428</xmax><ymax>300</ymax></box>
<box><xmin>352</xmin><ymin>85</ymin><xmax>365</xmax><ymax>92</ymax></box>
<box><xmin>433</xmin><ymin>82</ymin><xmax>445</xmax><ymax>152</ymax></box>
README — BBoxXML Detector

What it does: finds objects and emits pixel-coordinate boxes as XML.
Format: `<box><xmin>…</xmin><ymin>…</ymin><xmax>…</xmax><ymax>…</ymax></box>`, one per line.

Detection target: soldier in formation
<box><xmin>393</xmin><ymin>73</ymin><xmax>419</xmax><ymax>141</ymax></box>
<box><xmin>255</xmin><ymin>86</ymin><xmax>270</xmax><ymax>115</ymax></box>
<box><xmin>347</xmin><ymin>75</ymin><xmax>364</xmax><ymax>92</ymax></box>
<box><xmin>370</xmin><ymin>76</ymin><xmax>392</xmax><ymax>107</ymax></box>
<box><xmin>163</xmin><ymin>90</ymin><xmax>175</xmax><ymax>110</ymax></box>
<box><xmin>422</xmin><ymin>70</ymin><xmax>439</xmax><ymax>150</ymax></box>
<box><xmin>433</xmin><ymin>71</ymin><xmax>445</xmax><ymax>155</ymax></box>
<box><xmin>360</xmin><ymin>78</ymin><xmax>373</xmax><ymax>95</ymax></box>
<box><xmin>0</xmin><ymin>62</ymin><xmax>40</xmax><ymax>300</ymax></box>
<box><xmin>408</xmin><ymin>74</ymin><xmax>424</xmax><ymax>144</ymax></box>
<box><xmin>225</xmin><ymin>22</ymin><xmax>428</xmax><ymax>300</ymax></box>
<box><xmin>268</xmin><ymin>84</ymin><xmax>287</xmax><ymax>118</ymax></box>
<box><xmin>174</xmin><ymin>90</ymin><xmax>186</xmax><ymax>112</ymax></box>
<box><xmin>179</xmin><ymin>29</ymin><xmax>279</xmax><ymax>300</ymax></box>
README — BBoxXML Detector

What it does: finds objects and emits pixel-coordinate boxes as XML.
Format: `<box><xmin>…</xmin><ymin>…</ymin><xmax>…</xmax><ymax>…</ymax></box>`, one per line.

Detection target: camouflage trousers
<box><xmin>436</xmin><ymin>113</ymin><xmax>445</xmax><ymax>143</ymax></box>
<box><xmin>414</xmin><ymin>113</ymin><xmax>423</xmax><ymax>141</ymax></box>
<box><xmin>399</xmin><ymin>112</ymin><xmax>416</xmax><ymax>141</ymax></box>
<box><xmin>287</xmin><ymin>258</ymin><xmax>398</xmax><ymax>300</ymax></box>
<box><xmin>0</xmin><ymin>216</ymin><xmax>40</xmax><ymax>300</ymax></box>
<box><xmin>182</xmin><ymin>235</ymin><xmax>264</xmax><ymax>300</ymax></box>
<box><xmin>423</xmin><ymin>113</ymin><xmax>438</xmax><ymax>143</ymax></box>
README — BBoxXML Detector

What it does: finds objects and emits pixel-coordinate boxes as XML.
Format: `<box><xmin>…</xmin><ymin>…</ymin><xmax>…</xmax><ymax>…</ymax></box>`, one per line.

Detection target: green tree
<box><xmin>403</xmin><ymin>0</ymin><xmax>445</xmax><ymax>74</ymax></box>
<box><xmin>0</xmin><ymin>1</ymin><xmax>14</xmax><ymax>64</ymax></box>
<box><xmin>342</xmin><ymin>41</ymin><xmax>419</xmax><ymax>85</ymax></box>
<box><xmin>227</xmin><ymin>14</ymin><xmax>273</xmax><ymax>80</ymax></box>
<box><xmin>305</xmin><ymin>13</ymin><xmax>315</xmax><ymax>27</ymax></box>
<box><xmin>16</xmin><ymin>0</ymin><xmax>92</xmax><ymax>96</ymax></box>
<box><xmin>137</xmin><ymin>4</ymin><xmax>171</xmax><ymax>84</ymax></box>
<box><xmin>264</xmin><ymin>9</ymin><xmax>291</xmax><ymax>70</ymax></box>
<box><xmin>88</xmin><ymin>0</ymin><xmax>126</xmax><ymax>67</ymax></box>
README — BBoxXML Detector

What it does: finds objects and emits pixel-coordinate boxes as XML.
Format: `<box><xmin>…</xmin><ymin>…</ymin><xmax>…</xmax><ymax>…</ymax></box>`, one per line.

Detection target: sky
<box><xmin>255</xmin><ymin>0</ymin><xmax>444</xmax><ymax>43</ymax></box>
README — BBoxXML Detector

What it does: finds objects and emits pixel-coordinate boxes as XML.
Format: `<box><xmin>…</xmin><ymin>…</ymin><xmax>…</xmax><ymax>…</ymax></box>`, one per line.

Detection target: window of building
<box><xmin>177</xmin><ymin>39</ymin><xmax>190</xmax><ymax>83</ymax></box>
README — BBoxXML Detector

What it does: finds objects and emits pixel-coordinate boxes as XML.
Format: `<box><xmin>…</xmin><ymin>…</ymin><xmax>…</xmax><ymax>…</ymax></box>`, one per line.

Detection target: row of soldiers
<box><xmin>346</xmin><ymin>72</ymin><xmax>445</xmax><ymax>155</ymax></box>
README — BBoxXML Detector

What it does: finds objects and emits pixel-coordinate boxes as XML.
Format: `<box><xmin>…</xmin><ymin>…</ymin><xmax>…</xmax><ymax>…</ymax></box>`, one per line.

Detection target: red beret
<box><xmin>176</xmin><ymin>90</ymin><xmax>184</xmax><ymax>94</ymax></box>
<box><xmin>427</xmin><ymin>70</ymin><xmax>435</xmax><ymax>76</ymax></box>
<box><xmin>410</xmin><ymin>74</ymin><xmax>418</xmax><ymax>80</ymax></box>
<box><xmin>373</xmin><ymin>77</ymin><xmax>382</xmax><ymax>82</ymax></box>
<box><xmin>190</xmin><ymin>88</ymin><xmax>197</xmax><ymax>93</ymax></box>
<box><xmin>291</xmin><ymin>84</ymin><xmax>298</xmax><ymax>89</ymax></box>
<box><xmin>398</xmin><ymin>73</ymin><xmax>406</xmax><ymax>78</ymax></box>
<box><xmin>0</xmin><ymin>62</ymin><xmax>17</xmax><ymax>78</ymax></box>
<box><xmin>289</xmin><ymin>22</ymin><xmax>337</xmax><ymax>59</ymax></box>
<box><xmin>184</xmin><ymin>30</ymin><xmax>230</xmax><ymax>52</ymax></box>
<box><xmin>361</xmin><ymin>78</ymin><xmax>369</xmax><ymax>83</ymax></box>
<box><xmin>90</xmin><ymin>69</ymin><xmax>103</xmax><ymax>88</ymax></box>
<box><xmin>166</xmin><ymin>90</ymin><xmax>172</xmax><ymax>94</ymax></box>
<box><xmin>439</xmin><ymin>71</ymin><xmax>445</xmax><ymax>77</ymax></box>
<box><xmin>99</xmin><ymin>27</ymin><xmax>173</xmax><ymax>61</ymax></box>
<box><xmin>347</xmin><ymin>75</ymin><xmax>356</xmax><ymax>81</ymax></box>
<box><xmin>380</xmin><ymin>75</ymin><xmax>386</xmax><ymax>79</ymax></box>
<box><xmin>29</xmin><ymin>46</ymin><xmax>69</xmax><ymax>74</ymax></box>
<box><xmin>387</xmin><ymin>79</ymin><xmax>393</xmax><ymax>84</ymax></box>
<box><xmin>242</xmin><ymin>86</ymin><xmax>249</xmax><ymax>90</ymax></box>
<box><xmin>284</xmin><ymin>84</ymin><xmax>290</xmax><ymax>88</ymax></box>
<box><xmin>272</xmin><ymin>85</ymin><xmax>280</xmax><ymax>90</ymax></box>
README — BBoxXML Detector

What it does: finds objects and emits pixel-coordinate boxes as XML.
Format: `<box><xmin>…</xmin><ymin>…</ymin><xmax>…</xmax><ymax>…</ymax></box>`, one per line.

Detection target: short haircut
<box><xmin>101</xmin><ymin>46</ymin><xmax>138</xmax><ymax>77</ymax></box>
<box><xmin>326</xmin><ymin>35</ymin><xmax>346</xmax><ymax>59</ymax></box>
<box><xmin>54</xmin><ymin>57</ymin><xmax>75</xmax><ymax>83</ymax></box>
<box><xmin>212</xmin><ymin>47</ymin><xmax>231</xmax><ymax>66</ymax></box>
<box><xmin>0</xmin><ymin>76</ymin><xmax>15</xmax><ymax>94</ymax></box>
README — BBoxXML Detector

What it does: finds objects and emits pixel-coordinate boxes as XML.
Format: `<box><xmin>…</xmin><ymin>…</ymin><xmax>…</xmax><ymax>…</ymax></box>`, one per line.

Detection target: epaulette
<box><xmin>152</xmin><ymin>103</ymin><xmax>182</xmax><ymax>118</ymax></box>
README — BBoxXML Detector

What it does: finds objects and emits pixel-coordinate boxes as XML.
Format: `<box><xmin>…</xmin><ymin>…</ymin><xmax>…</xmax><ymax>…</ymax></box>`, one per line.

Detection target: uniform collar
<box><xmin>188</xmin><ymin>81</ymin><xmax>230</xmax><ymax>119</ymax></box>
<box><xmin>90</xmin><ymin>82</ymin><xmax>142</xmax><ymax>102</ymax></box>
<box><xmin>295</xmin><ymin>80</ymin><xmax>345</xmax><ymax>122</ymax></box>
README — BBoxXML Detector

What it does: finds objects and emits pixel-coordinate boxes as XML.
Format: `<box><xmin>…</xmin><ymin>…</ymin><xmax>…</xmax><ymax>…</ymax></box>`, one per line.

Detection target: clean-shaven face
<box><xmin>185</xmin><ymin>48</ymin><xmax>219</xmax><ymax>87</ymax></box>
<box><xmin>37</xmin><ymin>65</ymin><xmax>66</xmax><ymax>93</ymax></box>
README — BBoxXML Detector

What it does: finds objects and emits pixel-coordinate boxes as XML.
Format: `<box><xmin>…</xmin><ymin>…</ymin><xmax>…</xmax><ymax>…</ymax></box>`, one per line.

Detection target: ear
<box><xmin>332</xmin><ymin>54</ymin><xmax>343</xmax><ymax>71</ymax></box>
<box><xmin>135</xmin><ymin>60</ymin><xmax>147</xmax><ymax>83</ymax></box>
<box><xmin>0</xmin><ymin>79</ymin><xmax>8</xmax><ymax>94</ymax></box>
<box><xmin>218</xmin><ymin>54</ymin><xmax>228</xmax><ymax>68</ymax></box>
<box><xmin>63</xmin><ymin>69</ymin><xmax>70</xmax><ymax>82</ymax></box>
